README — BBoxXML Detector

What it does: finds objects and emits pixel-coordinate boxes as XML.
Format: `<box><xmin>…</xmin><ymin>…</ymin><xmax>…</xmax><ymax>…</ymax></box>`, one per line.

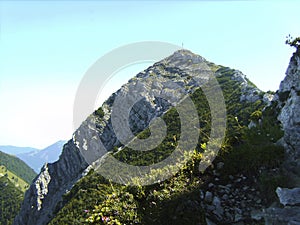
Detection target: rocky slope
<box><xmin>263</xmin><ymin>49</ymin><xmax>300</xmax><ymax>224</ymax></box>
<box><xmin>277</xmin><ymin>49</ymin><xmax>300</xmax><ymax>181</ymax></box>
<box><xmin>13</xmin><ymin>141</ymin><xmax>88</xmax><ymax>225</ymax></box>
<box><xmin>13</xmin><ymin>48</ymin><xmax>299</xmax><ymax>225</ymax></box>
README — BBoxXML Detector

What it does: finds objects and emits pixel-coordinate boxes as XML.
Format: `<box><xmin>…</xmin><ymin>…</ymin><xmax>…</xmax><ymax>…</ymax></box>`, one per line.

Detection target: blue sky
<box><xmin>0</xmin><ymin>1</ymin><xmax>299</xmax><ymax>148</ymax></box>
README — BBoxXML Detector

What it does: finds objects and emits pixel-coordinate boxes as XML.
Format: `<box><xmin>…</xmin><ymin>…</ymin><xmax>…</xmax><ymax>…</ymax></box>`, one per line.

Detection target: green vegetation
<box><xmin>86</xmin><ymin>189</ymin><xmax>140</xmax><ymax>224</ymax></box>
<box><xmin>286</xmin><ymin>35</ymin><xmax>300</xmax><ymax>50</ymax></box>
<box><xmin>0</xmin><ymin>176</ymin><xmax>24</xmax><ymax>225</ymax></box>
<box><xmin>250</xmin><ymin>110</ymin><xmax>262</xmax><ymax>121</ymax></box>
<box><xmin>0</xmin><ymin>152</ymin><xmax>34</xmax><ymax>225</ymax></box>
<box><xmin>0</xmin><ymin>165</ymin><xmax>29</xmax><ymax>192</ymax></box>
<box><xmin>0</xmin><ymin>151</ymin><xmax>36</xmax><ymax>184</ymax></box>
<box><xmin>94</xmin><ymin>107</ymin><xmax>105</xmax><ymax>118</ymax></box>
<box><xmin>49</xmin><ymin>64</ymin><xmax>286</xmax><ymax>224</ymax></box>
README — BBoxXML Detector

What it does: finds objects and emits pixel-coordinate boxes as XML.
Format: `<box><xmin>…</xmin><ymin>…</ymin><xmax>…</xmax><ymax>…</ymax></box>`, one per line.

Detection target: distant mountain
<box><xmin>0</xmin><ymin>145</ymin><xmax>39</xmax><ymax>155</ymax></box>
<box><xmin>0</xmin><ymin>151</ymin><xmax>36</xmax><ymax>184</ymax></box>
<box><xmin>17</xmin><ymin>140</ymin><xmax>66</xmax><ymax>173</ymax></box>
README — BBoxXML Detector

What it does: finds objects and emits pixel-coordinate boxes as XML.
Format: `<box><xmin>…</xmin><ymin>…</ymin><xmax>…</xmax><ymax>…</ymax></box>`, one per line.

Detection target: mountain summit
<box><xmin>14</xmin><ymin>49</ymin><xmax>300</xmax><ymax>225</ymax></box>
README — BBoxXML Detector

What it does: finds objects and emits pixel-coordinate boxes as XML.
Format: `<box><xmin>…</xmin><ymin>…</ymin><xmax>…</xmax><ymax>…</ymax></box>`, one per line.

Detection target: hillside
<box><xmin>0</xmin><ymin>165</ymin><xmax>29</xmax><ymax>192</ymax></box>
<box><xmin>0</xmin><ymin>151</ymin><xmax>36</xmax><ymax>184</ymax></box>
<box><xmin>0</xmin><ymin>152</ymin><xmax>35</xmax><ymax>225</ymax></box>
<box><xmin>14</xmin><ymin>48</ymin><xmax>300</xmax><ymax>225</ymax></box>
<box><xmin>0</xmin><ymin>176</ymin><xmax>24</xmax><ymax>225</ymax></box>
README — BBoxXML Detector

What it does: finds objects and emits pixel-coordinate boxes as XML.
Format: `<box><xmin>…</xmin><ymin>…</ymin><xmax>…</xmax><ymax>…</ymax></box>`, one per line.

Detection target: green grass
<box><xmin>0</xmin><ymin>165</ymin><xmax>29</xmax><ymax>192</ymax></box>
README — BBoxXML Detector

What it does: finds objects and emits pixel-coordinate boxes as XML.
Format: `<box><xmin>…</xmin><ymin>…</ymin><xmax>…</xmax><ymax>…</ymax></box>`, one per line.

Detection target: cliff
<box><xmin>264</xmin><ymin>49</ymin><xmax>300</xmax><ymax>224</ymax></box>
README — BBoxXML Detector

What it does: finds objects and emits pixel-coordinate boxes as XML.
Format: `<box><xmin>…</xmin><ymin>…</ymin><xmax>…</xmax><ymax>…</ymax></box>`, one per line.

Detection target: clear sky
<box><xmin>0</xmin><ymin>1</ymin><xmax>299</xmax><ymax>148</ymax></box>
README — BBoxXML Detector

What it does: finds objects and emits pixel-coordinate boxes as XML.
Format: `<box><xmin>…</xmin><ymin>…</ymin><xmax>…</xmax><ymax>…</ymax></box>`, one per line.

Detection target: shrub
<box><xmin>94</xmin><ymin>107</ymin><xmax>105</xmax><ymax>118</ymax></box>
<box><xmin>250</xmin><ymin>110</ymin><xmax>262</xmax><ymax>121</ymax></box>
<box><xmin>86</xmin><ymin>189</ymin><xmax>140</xmax><ymax>225</ymax></box>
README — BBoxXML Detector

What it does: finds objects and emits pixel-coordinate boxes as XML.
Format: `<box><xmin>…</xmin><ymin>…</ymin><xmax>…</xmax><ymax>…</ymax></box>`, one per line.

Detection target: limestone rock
<box><xmin>205</xmin><ymin>191</ymin><xmax>213</xmax><ymax>203</ymax></box>
<box><xmin>276</xmin><ymin>187</ymin><xmax>300</xmax><ymax>206</ymax></box>
<box><xmin>277</xmin><ymin>50</ymin><xmax>300</xmax><ymax>180</ymax></box>
<box><xmin>264</xmin><ymin>207</ymin><xmax>300</xmax><ymax>225</ymax></box>
<box><xmin>14</xmin><ymin>141</ymin><xmax>88</xmax><ymax>225</ymax></box>
<box><xmin>279</xmin><ymin>51</ymin><xmax>300</xmax><ymax>92</ymax></box>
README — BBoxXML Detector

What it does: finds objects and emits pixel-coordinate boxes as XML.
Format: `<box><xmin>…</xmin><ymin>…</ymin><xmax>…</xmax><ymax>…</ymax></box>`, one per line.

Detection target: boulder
<box><xmin>276</xmin><ymin>187</ymin><xmax>300</xmax><ymax>206</ymax></box>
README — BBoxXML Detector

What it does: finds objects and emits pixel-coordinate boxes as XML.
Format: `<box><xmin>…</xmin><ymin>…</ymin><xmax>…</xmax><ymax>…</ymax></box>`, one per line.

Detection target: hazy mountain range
<box><xmin>0</xmin><ymin>140</ymin><xmax>66</xmax><ymax>173</ymax></box>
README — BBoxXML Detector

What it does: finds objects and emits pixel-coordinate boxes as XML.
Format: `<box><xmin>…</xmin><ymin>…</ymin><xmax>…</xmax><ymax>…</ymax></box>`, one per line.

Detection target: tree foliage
<box><xmin>286</xmin><ymin>34</ymin><xmax>300</xmax><ymax>50</ymax></box>
<box><xmin>0</xmin><ymin>177</ymin><xmax>24</xmax><ymax>225</ymax></box>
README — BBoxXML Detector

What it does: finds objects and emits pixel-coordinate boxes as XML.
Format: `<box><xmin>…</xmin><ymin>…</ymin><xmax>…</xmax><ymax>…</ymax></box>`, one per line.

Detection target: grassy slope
<box><xmin>0</xmin><ymin>151</ymin><xmax>36</xmax><ymax>184</ymax></box>
<box><xmin>0</xmin><ymin>165</ymin><xmax>29</xmax><ymax>192</ymax></box>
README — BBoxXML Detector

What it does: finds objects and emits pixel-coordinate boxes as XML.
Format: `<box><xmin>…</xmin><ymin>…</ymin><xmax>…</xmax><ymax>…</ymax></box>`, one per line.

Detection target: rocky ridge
<box><xmin>277</xmin><ymin>50</ymin><xmax>300</xmax><ymax>180</ymax></box>
<box><xmin>202</xmin><ymin>49</ymin><xmax>300</xmax><ymax>225</ymax></box>
<box><xmin>14</xmin><ymin>50</ymin><xmax>275</xmax><ymax>225</ymax></box>
<box><xmin>263</xmin><ymin>49</ymin><xmax>300</xmax><ymax>225</ymax></box>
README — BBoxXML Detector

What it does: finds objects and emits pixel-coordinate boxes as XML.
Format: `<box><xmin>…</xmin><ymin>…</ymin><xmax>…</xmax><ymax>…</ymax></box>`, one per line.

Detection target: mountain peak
<box><xmin>163</xmin><ymin>49</ymin><xmax>206</xmax><ymax>67</ymax></box>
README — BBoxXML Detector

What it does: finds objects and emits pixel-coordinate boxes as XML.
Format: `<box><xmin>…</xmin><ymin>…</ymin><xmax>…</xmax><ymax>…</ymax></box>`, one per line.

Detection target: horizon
<box><xmin>0</xmin><ymin>1</ymin><xmax>299</xmax><ymax>148</ymax></box>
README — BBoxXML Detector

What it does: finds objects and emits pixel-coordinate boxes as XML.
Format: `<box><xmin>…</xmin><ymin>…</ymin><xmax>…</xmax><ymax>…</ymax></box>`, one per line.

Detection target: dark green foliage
<box><xmin>0</xmin><ymin>176</ymin><xmax>24</xmax><ymax>225</ymax></box>
<box><xmin>286</xmin><ymin>35</ymin><xmax>300</xmax><ymax>50</ymax></box>
<box><xmin>221</xmin><ymin>138</ymin><xmax>284</xmax><ymax>176</ymax></box>
<box><xmin>140</xmin><ymin>189</ymin><xmax>206</xmax><ymax>225</ymax></box>
<box><xmin>49</xmin><ymin>151</ymin><xmax>206</xmax><ymax>225</ymax></box>
<box><xmin>221</xmin><ymin>98</ymin><xmax>284</xmax><ymax>176</ymax></box>
<box><xmin>258</xmin><ymin>173</ymin><xmax>289</xmax><ymax>204</ymax></box>
<box><xmin>94</xmin><ymin>107</ymin><xmax>105</xmax><ymax>118</ymax></box>
<box><xmin>114</xmin><ymin>107</ymin><xmax>182</xmax><ymax>166</ymax></box>
<box><xmin>0</xmin><ymin>151</ymin><xmax>36</xmax><ymax>183</ymax></box>
<box><xmin>250</xmin><ymin>110</ymin><xmax>262</xmax><ymax>121</ymax></box>
<box><xmin>49</xmin><ymin>171</ymin><xmax>112</xmax><ymax>225</ymax></box>
<box><xmin>86</xmin><ymin>189</ymin><xmax>140</xmax><ymax>224</ymax></box>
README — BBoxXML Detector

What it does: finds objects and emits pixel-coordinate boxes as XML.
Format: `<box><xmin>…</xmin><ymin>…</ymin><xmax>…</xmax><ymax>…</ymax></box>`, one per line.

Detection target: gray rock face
<box><xmin>264</xmin><ymin>207</ymin><xmax>300</xmax><ymax>225</ymax></box>
<box><xmin>264</xmin><ymin>49</ymin><xmax>300</xmax><ymax>225</ymax></box>
<box><xmin>276</xmin><ymin>187</ymin><xmax>300</xmax><ymax>206</ymax></box>
<box><xmin>230</xmin><ymin>70</ymin><xmax>261</xmax><ymax>103</ymax></box>
<box><xmin>277</xmin><ymin>50</ymin><xmax>300</xmax><ymax>179</ymax></box>
<box><xmin>279</xmin><ymin>51</ymin><xmax>300</xmax><ymax>92</ymax></box>
<box><xmin>262</xmin><ymin>93</ymin><xmax>274</xmax><ymax>106</ymax></box>
<box><xmin>14</xmin><ymin>141</ymin><xmax>88</xmax><ymax>225</ymax></box>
